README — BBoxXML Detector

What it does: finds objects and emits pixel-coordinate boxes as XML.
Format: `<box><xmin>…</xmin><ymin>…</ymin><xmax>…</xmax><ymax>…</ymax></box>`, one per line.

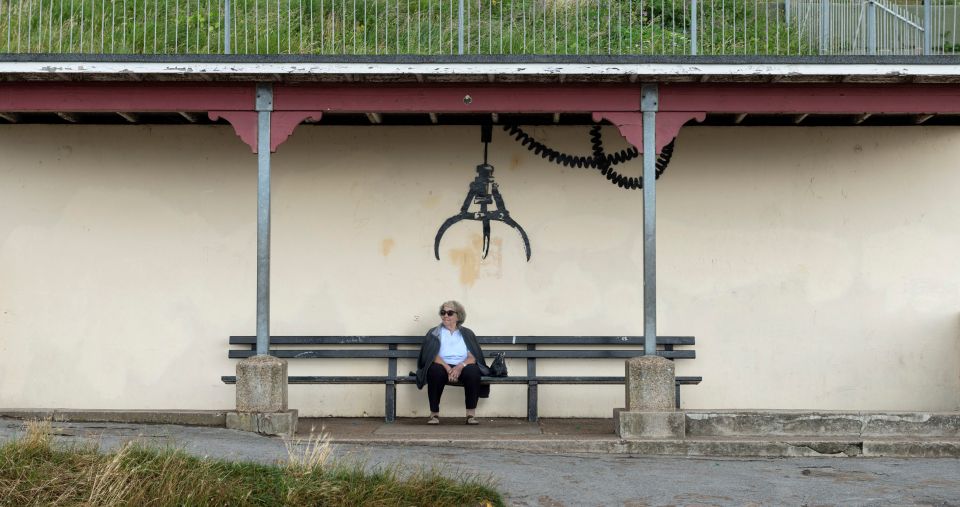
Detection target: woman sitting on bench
<box><xmin>415</xmin><ymin>300</ymin><xmax>491</xmax><ymax>425</ymax></box>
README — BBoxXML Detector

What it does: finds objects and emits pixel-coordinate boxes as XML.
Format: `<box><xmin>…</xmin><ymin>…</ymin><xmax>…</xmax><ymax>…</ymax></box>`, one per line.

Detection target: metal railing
<box><xmin>0</xmin><ymin>0</ymin><xmax>955</xmax><ymax>55</ymax></box>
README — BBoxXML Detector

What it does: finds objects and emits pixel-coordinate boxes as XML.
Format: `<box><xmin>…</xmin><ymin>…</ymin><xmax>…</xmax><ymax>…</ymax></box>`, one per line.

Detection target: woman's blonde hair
<box><xmin>439</xmin><ymin>300</ymin><xmax>466</xmax><ymax>325</ymax></box>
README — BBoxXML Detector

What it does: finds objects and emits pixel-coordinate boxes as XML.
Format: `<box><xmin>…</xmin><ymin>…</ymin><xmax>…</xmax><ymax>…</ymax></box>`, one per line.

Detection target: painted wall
<box><xmin>1</xmin><ymin>124</ymin><xmax>958</xmax><ymax>417</ymax></box>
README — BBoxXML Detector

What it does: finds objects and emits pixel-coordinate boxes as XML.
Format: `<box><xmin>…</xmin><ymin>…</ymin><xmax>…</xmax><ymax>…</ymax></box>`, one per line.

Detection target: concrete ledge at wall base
<box><xmin>0</xmin><ymin>409</ymin><xmax>228</xmax><ymax>426</ymax></box>
<box><xmin>684</xmin><ymin>410</ymin><xmax>960</xmax><ymax>438</ymax></box>
<box><xmin>328</xmin><ymin>436</ymin><xmax>960</xmax><ymax>458</ymax></box>
<box><xmin>614</xmin><ymin>408</ymin><xmax>685</xmax><ymax>439</ymax></box>
<box><xmin>226</xmin><ymin>410</ymin><xmax>298</xmax><ymax>437</ymax></box>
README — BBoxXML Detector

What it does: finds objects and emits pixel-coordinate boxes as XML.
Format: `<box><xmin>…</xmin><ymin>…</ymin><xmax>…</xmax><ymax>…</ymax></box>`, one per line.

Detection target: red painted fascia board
<box><xmin>2</xmin><ymin>81</ymin><xmax>958</xmax><ymax>116</ymax></box>
<box><xmin>660</xmin><ymin>83</ymin><xmax>960</xmax><ymax>114</ymax></box>
<box><xmin>0</xmin><ymin>83</ymin><xmax>254</xmax><ymax>112</ymax></box>
<box><xmin>273</xmin><ymin>84</ymin><xmax>643</xmax><ymax>113</ymax></box>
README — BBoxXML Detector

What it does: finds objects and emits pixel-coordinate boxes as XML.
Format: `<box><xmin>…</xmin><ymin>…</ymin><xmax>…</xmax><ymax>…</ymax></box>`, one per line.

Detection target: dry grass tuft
<box><xmin>87</xmin><ymin>443</ymin><xmax>140</xmax><ymax>507</ymax></box>
<box><xmin>284</xmin><ymin>426</ymin><xmax>333</xmax><ymax>473</ymax></box>
<box><xmin>21</xmin><ymin>419</ymin><xmax>53</xmax><ymax>450</ymax></box>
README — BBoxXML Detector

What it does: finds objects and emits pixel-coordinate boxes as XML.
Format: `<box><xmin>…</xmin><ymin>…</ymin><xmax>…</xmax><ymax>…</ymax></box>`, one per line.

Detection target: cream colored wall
<box><xmin>0</xmin><ymin>124</ymin><xmax>958</xmax><ymax>417</ymax></box>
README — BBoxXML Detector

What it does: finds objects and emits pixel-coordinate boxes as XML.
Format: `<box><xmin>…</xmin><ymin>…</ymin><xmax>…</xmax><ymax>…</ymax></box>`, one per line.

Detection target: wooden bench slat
<box><xmin>220</xmin><ymin>375</ymin><xmax>703</xmax><ymax>385</ymax></box>
<box><xmin>229</xmin><ymin>335</ymin><xmax>695</xmax><ymax>346</ymax></box>
<box><xmin>228</xmin><ymin>349</ymin><xmax>695</xmax><ymax>360</ymax></box>
<box><xmin>228</xmin><ymin>350</ymin><xmax>419</xmax><ymax>359</ymax></box>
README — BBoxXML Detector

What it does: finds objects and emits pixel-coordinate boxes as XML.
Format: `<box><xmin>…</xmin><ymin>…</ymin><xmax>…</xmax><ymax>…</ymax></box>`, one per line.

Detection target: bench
<box><xmin>222</xmin><ymin>335</ymin><xmax>701</xmax><ymax>422</ymax></box>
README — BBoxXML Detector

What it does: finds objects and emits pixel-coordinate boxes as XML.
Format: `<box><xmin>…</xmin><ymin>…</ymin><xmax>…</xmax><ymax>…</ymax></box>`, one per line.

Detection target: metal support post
<box><xmin>923</xmin><ymin>0</ymin><xmax>932</xmax><ymax>55</ymax></box>
<box><xmin>689</xmin><ymin>0</ymin><xmax>698</xmax><ymax>55</ymax></box>
<box><xmin>527</xmin><ymin>344</ymin><xmax>538</xmax><ymax>422</ymax></box>
<box><xmin>866</xmin><ymin>0</ymin><xmax>877</xmax><ymax>55</ymax></box>
<box><xmin>458</xmin><ymin>0</ymin><xmax>465</xmax><ymax>55</ymax></box>
<box><xmin>225</xmin><ymin>0</ymin><xmax>232</xmax><ymax>54</ymax></box>
<box><xmin>641</xmin><ymin>84</ymin><xmax>658</xmax><ymax>357</ymax></box>
<box><xmin>785</xmin><ymin>0</ymin><xmax>791</xmax><ymax>26</ymax></box>
<box><xmin>256</xmin><ymin>83</ymin><xmax>273</xmax><ymax>356</ymax></box>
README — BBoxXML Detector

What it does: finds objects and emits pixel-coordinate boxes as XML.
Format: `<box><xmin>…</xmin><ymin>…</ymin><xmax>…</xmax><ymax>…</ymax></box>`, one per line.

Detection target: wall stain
<box><xmin>510</xmin><ymin>153</ymin><xmax>522</xmax><ymax>171</ymax></box>
<box><xmin>421</xmin><ymin>193</ymin><xmax>441</xmax><ymax>208</ymax></box>
<box><xmin>381</xmin><ymin>238</ymin><xmax>395</xmax><ymax>257</ymax></box>
<box><xmin>447</xmin><ymin>234</ymin><xmax>503</xmax><ymax>286</ymax></box>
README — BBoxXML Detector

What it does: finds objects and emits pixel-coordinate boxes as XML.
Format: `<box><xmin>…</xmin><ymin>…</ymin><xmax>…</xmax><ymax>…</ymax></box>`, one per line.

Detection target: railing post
<box><xmin>923</xmin><ymin>0</ymin><xmax>932</xmax><ymax>55</ymax></box>
<box><xmin>786</xmin><ymin>0</ymin><xmax>792</xmax><ymax>26</ymax></box>
<box><xmin>866</xmin><ymin>0</ymin><xmax>877</xmax><ymax>55</ymax></box>
<box><xmin>819</xmin><ymin>0</ymin><xmax>831</xmax><ymax>54</ymax></box>
<box><xmin>690</xmin><ymin>0</ymin><xmax>698</xmax><ymax>55</ymax></box>
<box><xmin>224</xmin><ymin>0</ymin><xmax>232</xmax><ymax>55</ymax></box>
<box><xmin>458</xmin><ymin>0</ymin><xmax>465</xmax><ymax>55</ymax></box>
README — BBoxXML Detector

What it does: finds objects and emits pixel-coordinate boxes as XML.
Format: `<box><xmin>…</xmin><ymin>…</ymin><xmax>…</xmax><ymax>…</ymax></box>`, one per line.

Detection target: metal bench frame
<box><xmin>222</xmin><ymin>335</ymin><xmax>701</xmax><ymax>422</ymax></box>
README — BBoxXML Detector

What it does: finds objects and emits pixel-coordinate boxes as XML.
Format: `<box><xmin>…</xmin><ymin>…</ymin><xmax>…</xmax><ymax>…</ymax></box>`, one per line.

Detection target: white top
<box><xmin>438</xmin><ymin>326</ymin><xmax>469</xmax><ymax>365</ymax></box>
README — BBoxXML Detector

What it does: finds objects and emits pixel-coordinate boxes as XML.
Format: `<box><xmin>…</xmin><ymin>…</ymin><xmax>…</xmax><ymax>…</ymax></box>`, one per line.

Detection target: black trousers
<box><xmin>426</xmin><ymin>362</ymin><xmax>481</xmax><ymax>413</ymax></box>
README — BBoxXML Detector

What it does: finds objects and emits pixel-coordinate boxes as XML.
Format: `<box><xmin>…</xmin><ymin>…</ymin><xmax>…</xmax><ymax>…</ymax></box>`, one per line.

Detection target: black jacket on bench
<box><xmin>415</xmin><ymin>325</ymin><xmax>491</xmax><ymax>398</ymax></box>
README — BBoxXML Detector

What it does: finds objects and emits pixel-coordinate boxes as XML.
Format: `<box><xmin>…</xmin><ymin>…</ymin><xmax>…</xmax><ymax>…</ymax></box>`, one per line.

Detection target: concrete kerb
<box><xmin>0</xmin><ymin>409</ymin><xmax>228</xmax><ymax>426</ymax></box>
<box><xmin>324</xmin><ymin>436</ymin><xmax>960</xmax><ymax>458</ymax></box>
<box><xmin>1</xmin><ymin>410</ymin><xmax>958</xmax><ymax>458</ymax></box>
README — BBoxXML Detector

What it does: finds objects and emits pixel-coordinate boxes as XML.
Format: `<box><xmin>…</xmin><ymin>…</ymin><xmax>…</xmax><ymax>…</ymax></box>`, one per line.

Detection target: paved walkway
<box><xmin>2</xmin><ymin>417</ymin><xmax>958</xmax><ymax>505</ymax></box>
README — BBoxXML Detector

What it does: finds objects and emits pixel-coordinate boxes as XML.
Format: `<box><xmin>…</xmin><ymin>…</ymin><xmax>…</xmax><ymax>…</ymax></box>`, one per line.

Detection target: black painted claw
<box><xmin>433</xmin><ymin>163</ymin><xmax>531</xmax><ymax>261</ymax></box>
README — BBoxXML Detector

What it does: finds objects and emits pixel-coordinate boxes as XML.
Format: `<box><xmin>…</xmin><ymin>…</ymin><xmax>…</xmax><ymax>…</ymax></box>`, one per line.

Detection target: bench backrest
<box><xmin>228</xmin><ymin>335</ymin><xmax>695</xmax><ymax>360</ymax></box>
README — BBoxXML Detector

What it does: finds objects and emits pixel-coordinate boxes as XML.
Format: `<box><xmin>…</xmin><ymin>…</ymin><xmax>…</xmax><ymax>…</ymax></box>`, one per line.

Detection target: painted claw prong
<box><xmin>434</xmin><ymin>213</ymin><xmax>469</xmax><ymax>260</ymax></box>
<box><xmin>481</xmin><ymin>219</ymin><xmax>491</xmax><ymax>259</ymax></box>
<box><xmin>501</xmin><ymin>215</ymin><xmax>532</xmax><ymax>262</ymax></box>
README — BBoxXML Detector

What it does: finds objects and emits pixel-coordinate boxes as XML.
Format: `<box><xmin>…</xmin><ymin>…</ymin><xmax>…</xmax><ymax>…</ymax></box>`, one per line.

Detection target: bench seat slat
<box><xmin>220</xmin><ymin>375</ymin><xmax>703</xmax><ymax>385</ymax></box>
<box><xmin>229</xmin><ymin>335</ymin><xmax>695</xmax><ymax>346</ymax></box>
<box><xmin>228</xmin><ymin>349</ymin><xmax>695</xmax><ymax>360</ymax></box>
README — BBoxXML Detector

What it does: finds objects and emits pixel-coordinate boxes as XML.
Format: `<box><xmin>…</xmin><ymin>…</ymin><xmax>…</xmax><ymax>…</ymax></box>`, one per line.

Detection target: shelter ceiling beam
<box><xmin>660</xmin><ymin>84</ymin><xmax>960</xmax><ymax>114</ymax></box>
<box><xmin>3</xmin><ymin>82</ymin><xmax>958</xmax><ymax>117</ymax></box>
<box><xmin>117</xmin><ymin>112</ymin><xmax>139</xmax><ymax>123</ymax></box>
<box><xmin>56</xmin><ymin>112</ymin><xmax>79</xmax><ymax>123</ymax></box>
<box><xmin>273</xmin><ymin>85</ymin><xmax>642</xmax><ymax>113</ymax></box>
<box><xmin>0</xmin><ymin>83</ymin><xmax>254</xmax><ymax>112</ymax></box>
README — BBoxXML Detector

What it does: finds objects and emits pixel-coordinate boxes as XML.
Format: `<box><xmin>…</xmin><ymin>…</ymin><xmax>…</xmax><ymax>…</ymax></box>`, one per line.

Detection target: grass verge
<box><xmin>0</xmin><ymin>419</ymin><xmax>503</xmax><ymax>506</ymax></box>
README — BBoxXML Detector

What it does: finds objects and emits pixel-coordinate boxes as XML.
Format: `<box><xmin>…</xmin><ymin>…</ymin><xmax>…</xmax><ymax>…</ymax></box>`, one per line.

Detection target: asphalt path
<box><xmin>1</xmin><ymin>419</ymin><xmax>958</xmax><ymax>506</ymax></box>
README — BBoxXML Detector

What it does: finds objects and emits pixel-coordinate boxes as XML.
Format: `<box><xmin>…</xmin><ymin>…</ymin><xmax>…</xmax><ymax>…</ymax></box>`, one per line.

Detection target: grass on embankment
<box><xmin>0</xmin><ymin>419</ymin><xmax>503</xmax><ymax>506</ymax></box>
<box><xmin>0</xmin><ymin>0</ymin><xmax>809</xmax><ymax>55</ymax></box>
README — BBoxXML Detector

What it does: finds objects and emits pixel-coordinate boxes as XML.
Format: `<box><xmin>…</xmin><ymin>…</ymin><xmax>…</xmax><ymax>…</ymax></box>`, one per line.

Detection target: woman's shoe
<box><xmin>465</xmin><ymin>416</ymin><xmax>479</xmax><ymax>425</ymax></box>
<box><xmin>427</xmin><ymin>415</ymin><xmax>440</xmax><ymax>425</ymax></box>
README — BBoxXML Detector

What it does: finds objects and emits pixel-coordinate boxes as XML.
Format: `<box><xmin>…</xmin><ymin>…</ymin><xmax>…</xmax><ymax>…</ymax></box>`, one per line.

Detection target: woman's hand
<box><xmin>448</xmin><ymin>363</ymin><xmax>464</xmax><ymax>383</ymax></box>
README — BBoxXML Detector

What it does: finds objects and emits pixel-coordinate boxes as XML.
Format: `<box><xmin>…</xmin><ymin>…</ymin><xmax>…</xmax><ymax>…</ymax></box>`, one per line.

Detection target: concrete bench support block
<box><xmin>226</xmin><ymin>410</ymin><xmax>298</xmax><ymax>437</ymax></box>
<box><xmin>236</xmin><ymin>355</ymin><xmax>288</xmax><ymax>413</ymax></box>
<box><xmin>615</xmin><ymin>409</ymin><xmax>685</xmax><ymax>439</ymax></box>
<box><xmin>626</xmin><ymin>355</ymin><xmax>675</xmax><ymax>410</ymax></box>
<box><xmin>616</xmin><ymin>356</ymin><xmax>683</xmax><ymax>439</ymax></box>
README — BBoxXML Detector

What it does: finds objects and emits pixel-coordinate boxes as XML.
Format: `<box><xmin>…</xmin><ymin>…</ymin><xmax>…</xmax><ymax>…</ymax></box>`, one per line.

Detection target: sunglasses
<box><xmin>439</xmin><ymin>310</ymin><xmax>457</xmax><ymax>317</ymax></box>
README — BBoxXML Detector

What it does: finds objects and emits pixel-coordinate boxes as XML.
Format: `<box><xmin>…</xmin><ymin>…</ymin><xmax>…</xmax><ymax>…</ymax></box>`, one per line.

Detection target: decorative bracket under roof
<box><xmin>592</xmin><ymin>111</ymin><xmax>707</xmax><ymax>154</ymax></box>
<box><xmin>208</xmin><ymin>110</ymin><xmax>322</xmax><ymax>153</ymax></box>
